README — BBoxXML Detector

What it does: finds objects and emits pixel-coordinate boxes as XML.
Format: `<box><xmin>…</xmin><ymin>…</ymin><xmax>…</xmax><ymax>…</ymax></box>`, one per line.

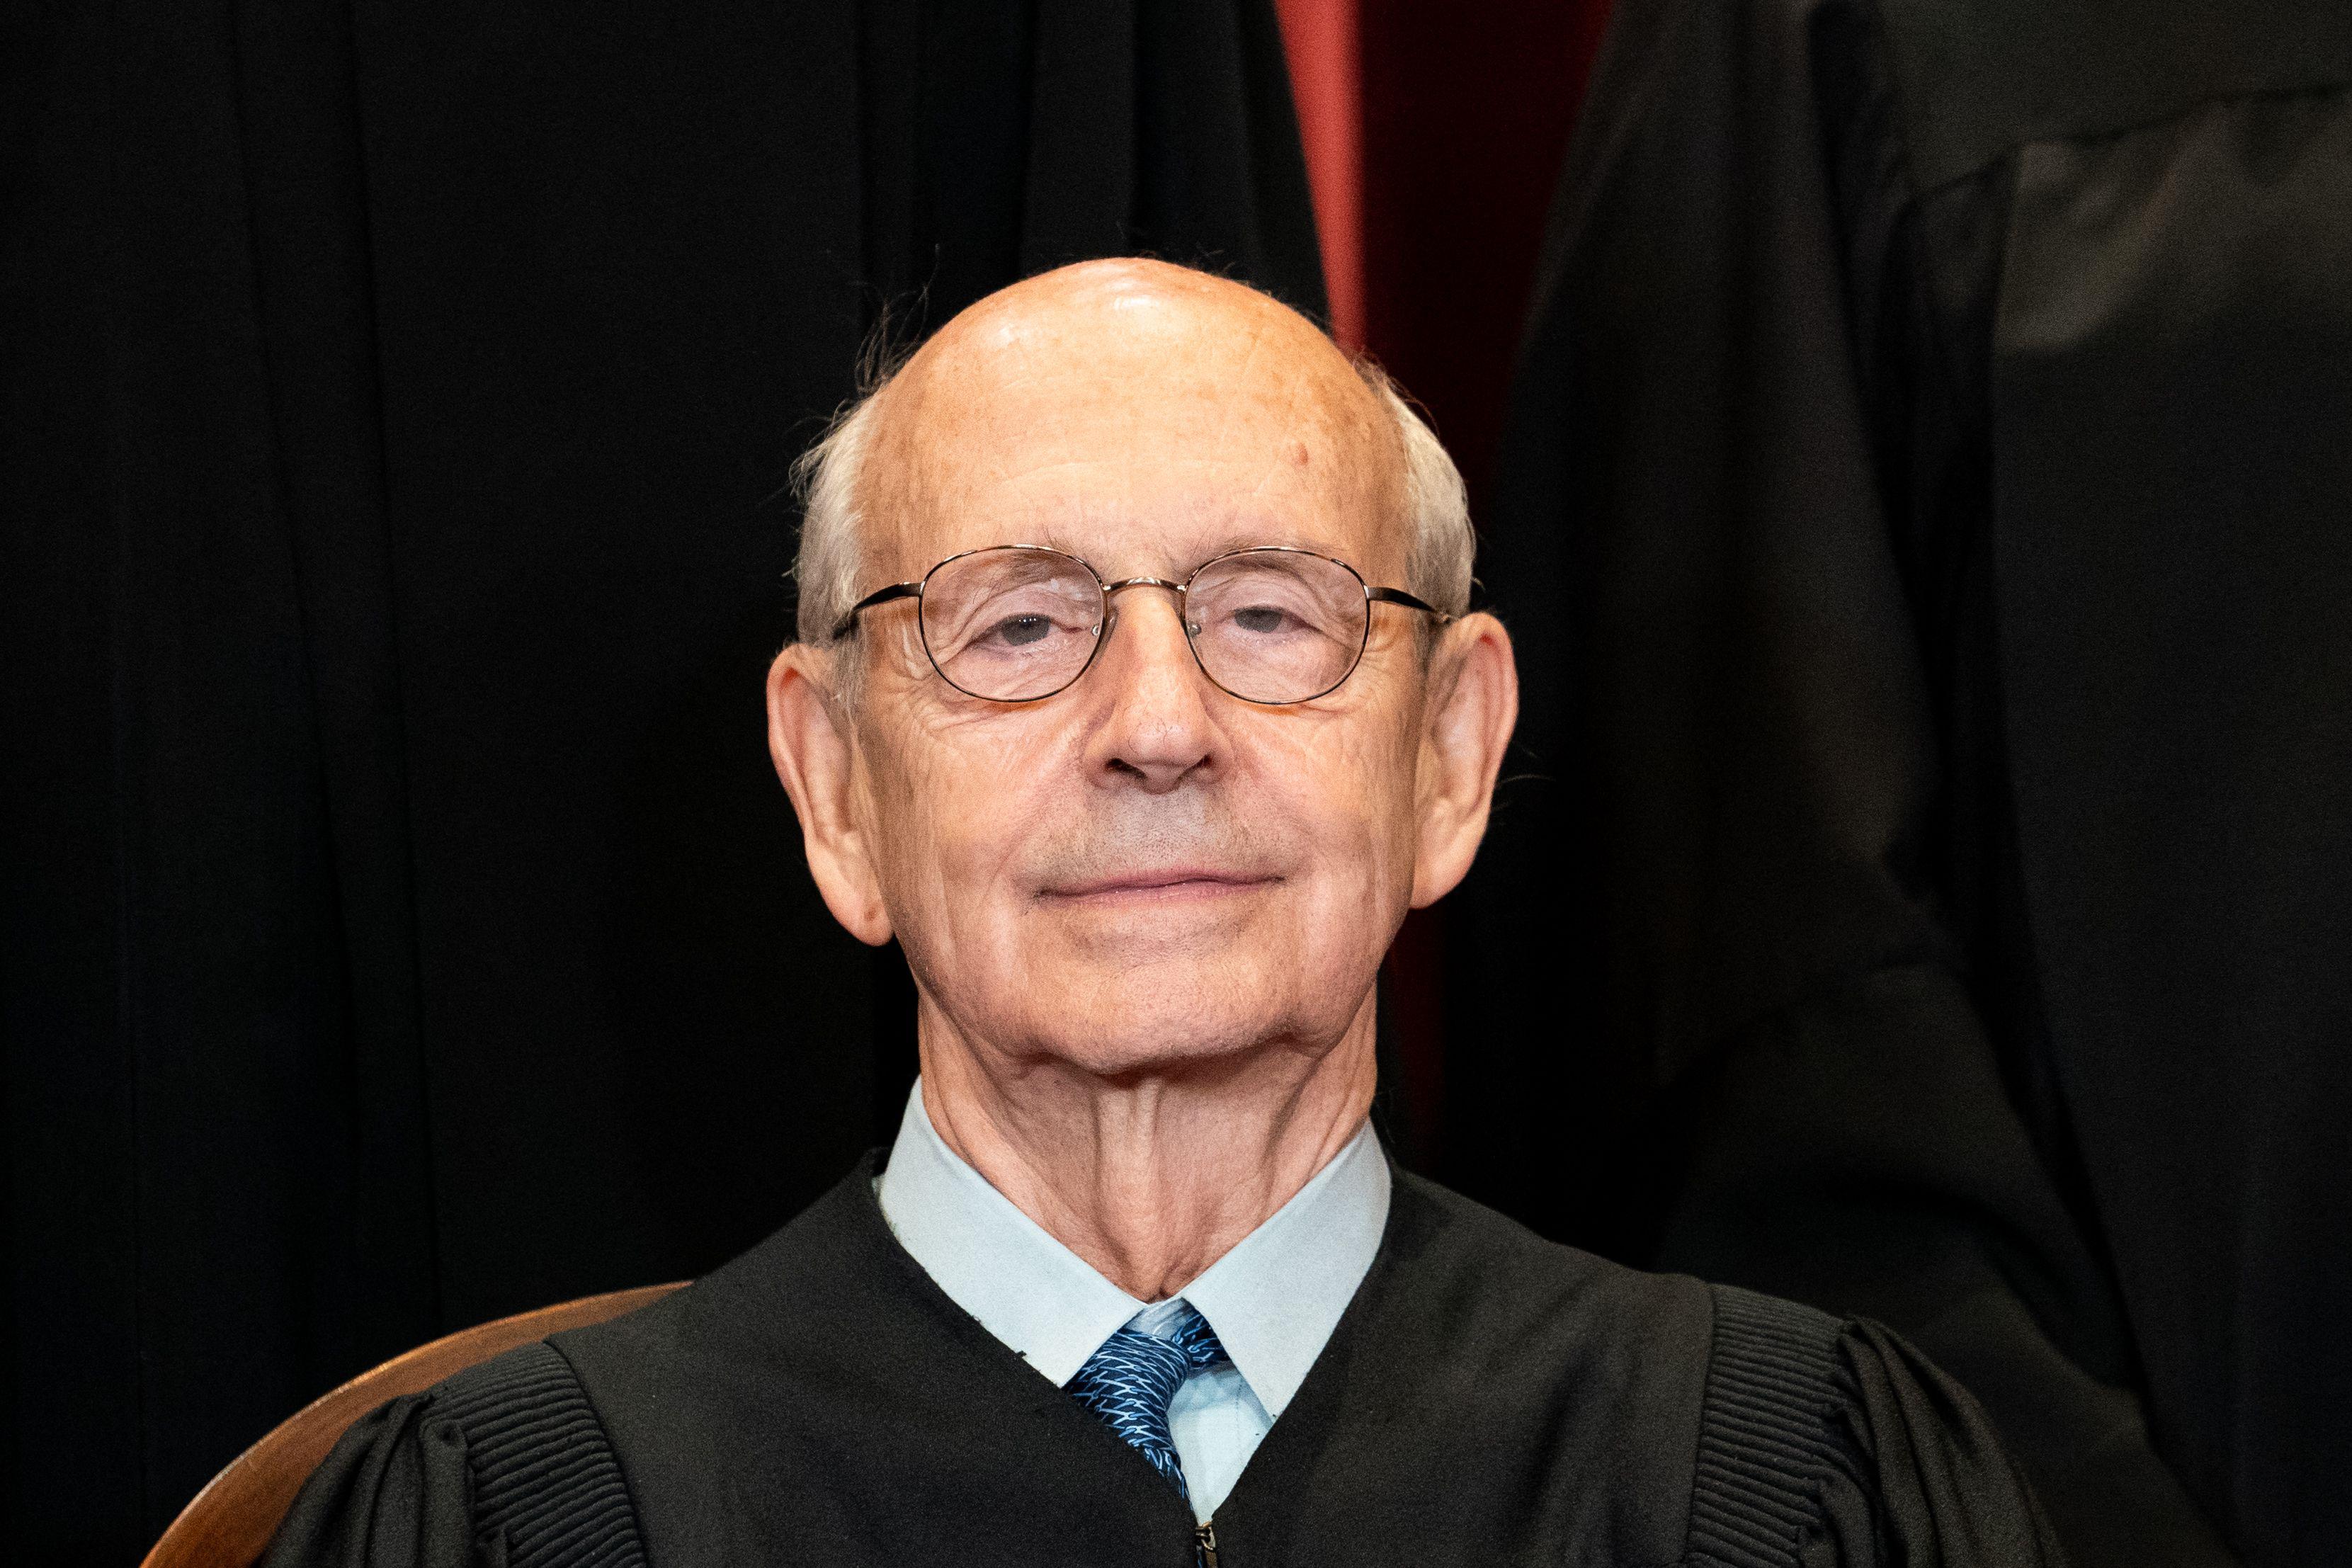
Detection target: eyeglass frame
<box><xmin>827</xmin><ymin>543</ymin><xmax>1451</xmax><ymax>706</ymax></box>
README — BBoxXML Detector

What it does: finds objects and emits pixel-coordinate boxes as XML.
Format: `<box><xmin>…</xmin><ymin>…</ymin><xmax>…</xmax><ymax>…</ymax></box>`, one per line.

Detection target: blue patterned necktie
<box><xmin>1067</xmin><ymin>1301</ymin><xmax>1230</xmax><ymax>1501</ymax></box>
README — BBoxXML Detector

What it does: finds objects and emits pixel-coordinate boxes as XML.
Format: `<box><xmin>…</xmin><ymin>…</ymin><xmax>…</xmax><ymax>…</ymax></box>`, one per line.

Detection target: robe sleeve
<box><xmin>1472</xmin><ymin>0</ymin><xmax>2233</xmax><ymax>1561</ymax></box>
<box><xmin>1806</xmin><ymin>1322</ymin><xmax>2067</xmax><ymax>1568</ymax></box>
<box><xmin>259</xmin><ymin>1394</ymin><xmax>482</xmax><ymax>1568</ymax></box>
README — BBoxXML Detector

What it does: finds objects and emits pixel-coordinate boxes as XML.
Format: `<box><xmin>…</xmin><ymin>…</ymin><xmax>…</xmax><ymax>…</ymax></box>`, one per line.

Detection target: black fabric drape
<box><xmin>0</xmin><ymin>2</ymin><xmax>1320</xmax><ymax>1557</ymax></box>
<box><xmin>1462</xmin><ymin>0</ymin><xmax>2350</xmax><ymax>1565</ymax></box>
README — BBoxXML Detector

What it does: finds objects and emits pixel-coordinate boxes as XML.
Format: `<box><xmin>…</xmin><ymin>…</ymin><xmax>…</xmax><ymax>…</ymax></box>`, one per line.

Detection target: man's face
<box><xmin>791</xmin><ymin>264</ymin><xmax>1468</xmax><ymax>1076</ymax></box>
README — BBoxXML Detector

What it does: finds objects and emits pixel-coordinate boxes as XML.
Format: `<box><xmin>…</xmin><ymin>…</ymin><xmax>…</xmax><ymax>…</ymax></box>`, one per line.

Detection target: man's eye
<box><xmin>1232</xmin><ymin>605</ymin><xmax>1292</xmax><ymax>634</ymax></box>
<box><xmin>990</xmin><ymin>614</ymin><xmax>1055</xmax><ymax>647</ymax></box>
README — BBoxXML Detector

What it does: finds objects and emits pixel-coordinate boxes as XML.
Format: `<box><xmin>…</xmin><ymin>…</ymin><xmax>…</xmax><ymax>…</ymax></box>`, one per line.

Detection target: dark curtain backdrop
<box><xmin>0</xmin><ymin>1</ymin><xmax>1321</xmax><ymax>1557</ymax></box>
<box><xmin>1344</xmin><ymin>0</ymin><xmax>1611</xmax><ymax>1173</ymax></box>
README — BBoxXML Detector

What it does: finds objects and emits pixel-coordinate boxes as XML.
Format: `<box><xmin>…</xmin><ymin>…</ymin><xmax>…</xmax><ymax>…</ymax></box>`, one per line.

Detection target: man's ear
<box><xmin>767</xmin><ymin>644</ymin><xmax>894</xmax><ymax>945</ymax></box>
<box><xmin>1409</xmin><ymin>612</ymin><xmax>1519</xmax><ymax>908</ymax></box>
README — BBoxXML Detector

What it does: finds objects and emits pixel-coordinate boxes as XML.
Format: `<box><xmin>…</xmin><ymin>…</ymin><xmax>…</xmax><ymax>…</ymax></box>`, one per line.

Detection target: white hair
<box><xmin>790</xmin><ymin>347</ymin><xmax>1475</xmax><ymax>653</ymax></box>
<box><xmin>1353</xmin><ymin>358</ymin><xmax>1475</xmax><ymax>621</ymax></box>
<box><xmin>790</xmin><ymin>384</ymin><xmax>890</xmax><ymax>648</ymax></box>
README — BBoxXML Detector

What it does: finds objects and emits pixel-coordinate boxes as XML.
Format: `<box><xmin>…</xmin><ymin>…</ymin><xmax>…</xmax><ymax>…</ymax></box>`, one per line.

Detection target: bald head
<box><xmin>793</xmin><ymin>259</ymin><xmax>1470</xmax><ymax>650</ymax></box>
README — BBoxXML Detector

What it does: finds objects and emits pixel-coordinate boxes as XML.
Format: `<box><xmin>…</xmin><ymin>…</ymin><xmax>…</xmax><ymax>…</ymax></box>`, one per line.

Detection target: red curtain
<box><xmin>1274</xmin><ymin>0</ymin><xmax>1612</xmax><ymax>1166</ymax></box>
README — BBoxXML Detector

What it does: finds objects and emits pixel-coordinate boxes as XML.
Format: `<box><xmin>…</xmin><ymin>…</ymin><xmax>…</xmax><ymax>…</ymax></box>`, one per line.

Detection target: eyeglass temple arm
<box><xmin>1369</xmin><ymin>586</ymin><xmax>1451</xmax><ymax>622</ymax></box>
<box><xmin>830</xmin><ymin>581</ymin><xmax>922</xmax><ymax>640</ymax></box>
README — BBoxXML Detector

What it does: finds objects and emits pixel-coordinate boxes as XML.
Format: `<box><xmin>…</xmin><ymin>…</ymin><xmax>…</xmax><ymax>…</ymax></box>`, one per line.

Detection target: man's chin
<box><xmin>999</xmin><ymin>954</ymin><xmax>1355</xmax><ymax>1079</ymax></box>
<box><xmin>1027</xmin><ymin>1016</ymin><xmax>1286</xmax><ymax>1081</ymax></box>
<box><xmin>1040</xmin><ymin>885</ymin><xmax>1276</xmax><ymax>967</ymax></box>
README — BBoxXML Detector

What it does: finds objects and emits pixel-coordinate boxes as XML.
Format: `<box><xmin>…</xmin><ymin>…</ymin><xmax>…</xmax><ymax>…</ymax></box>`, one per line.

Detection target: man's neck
<box><xmin>914</xmin><ymin>999</ymin><xmax>1379</xmax><ymax>1301</ymax></box>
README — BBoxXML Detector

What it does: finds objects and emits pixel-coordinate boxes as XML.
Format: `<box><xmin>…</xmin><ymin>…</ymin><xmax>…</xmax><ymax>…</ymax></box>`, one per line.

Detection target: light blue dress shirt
<box><xmin>875</xmin><ymin>1081</ymin><xmax>1391</xmax><ymax>1521</ymax></box>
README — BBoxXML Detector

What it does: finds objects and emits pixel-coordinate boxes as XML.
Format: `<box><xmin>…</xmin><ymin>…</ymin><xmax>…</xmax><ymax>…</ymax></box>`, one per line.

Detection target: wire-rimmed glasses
<box><xmin>829</xmin><ymin>544</ymin><xmax>1449</xmax><ymax>705</ymax></box>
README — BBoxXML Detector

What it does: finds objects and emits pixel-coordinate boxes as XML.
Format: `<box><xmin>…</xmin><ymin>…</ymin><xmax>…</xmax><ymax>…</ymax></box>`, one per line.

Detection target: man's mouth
<box><xmin>1039</xmin><ymin>868</ymin><xmax>1281</xmax><ymax>903</ymax></box>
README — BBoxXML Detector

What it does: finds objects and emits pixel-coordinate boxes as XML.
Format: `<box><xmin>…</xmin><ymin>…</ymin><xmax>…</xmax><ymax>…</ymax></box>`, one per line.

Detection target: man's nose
<box><xmin>1084</xmin><ymin>587</ymin><xmax>1220</xmax><ymax>793</ymax></box>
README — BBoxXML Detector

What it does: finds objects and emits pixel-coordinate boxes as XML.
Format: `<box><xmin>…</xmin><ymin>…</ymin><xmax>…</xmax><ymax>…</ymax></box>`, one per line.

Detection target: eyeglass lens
<box><xmin>916</xmin><ymin>547</ymin><xmax>1372</xmax><ymax>704</ymax></box>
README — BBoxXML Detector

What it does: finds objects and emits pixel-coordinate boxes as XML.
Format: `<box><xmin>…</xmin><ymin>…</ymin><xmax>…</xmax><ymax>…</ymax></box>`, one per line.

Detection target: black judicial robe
<box><xmin>1451</xmin><ymin>1</ymin><xmax>2352</xmax><ymax>1566</ymax></box>
<box><xmin>265</xmin><ymin>1158</ymin><xmax>2060</xmax><ymax>1568</ymax></box>
<box><xmin>1</xmin><ymin>1</ymin><xmax>1320</xmax><ymax>1558</ymax></box>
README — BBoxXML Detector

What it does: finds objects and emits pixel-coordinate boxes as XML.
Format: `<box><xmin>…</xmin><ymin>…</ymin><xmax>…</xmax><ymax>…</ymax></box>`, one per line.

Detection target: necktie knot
<box><xmin>1067</xmin><ymin>1301</ymin><xmax>1229</xmax><ymax>1500</ymax></box>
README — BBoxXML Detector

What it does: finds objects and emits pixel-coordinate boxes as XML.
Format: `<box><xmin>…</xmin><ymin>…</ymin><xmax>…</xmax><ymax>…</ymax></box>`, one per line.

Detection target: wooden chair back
<box><xmin>142</xmin><ymin>1283</ymin><xmax>686</xmax><ymax>1568</ymax></box>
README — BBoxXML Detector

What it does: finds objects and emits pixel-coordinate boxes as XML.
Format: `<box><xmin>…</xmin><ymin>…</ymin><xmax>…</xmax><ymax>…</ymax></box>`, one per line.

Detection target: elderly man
<box><xmin>265</xmin><ymin>261</ymin><xmax>2057</xmax><ymax>1567</ymax></box>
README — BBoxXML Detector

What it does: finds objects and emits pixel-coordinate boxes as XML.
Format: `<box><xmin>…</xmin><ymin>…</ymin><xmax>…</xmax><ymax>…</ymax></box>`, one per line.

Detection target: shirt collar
<box><xmin>1171</xmin><ymin>1112</ymin><xmax>1388</xmax><ymax>1417</ymax></box>
<box><xmin>875</xmin><ymin>1080</ymin><xmax>1390</xmax><ymax>1417</ymax></box>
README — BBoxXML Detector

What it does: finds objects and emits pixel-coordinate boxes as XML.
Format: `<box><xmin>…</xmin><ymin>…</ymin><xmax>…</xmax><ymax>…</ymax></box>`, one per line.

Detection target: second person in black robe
<box><xmin>1457</xmin><ymin>0</ymin><xmax>2352</xmax><ymax>1565</ymax></box>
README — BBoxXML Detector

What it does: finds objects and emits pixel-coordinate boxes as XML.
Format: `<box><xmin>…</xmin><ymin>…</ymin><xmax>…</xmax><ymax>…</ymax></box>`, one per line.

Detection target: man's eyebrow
<box><xmin>1169</xmin><ymin>527</ymin><xmax>1299</xmax><ymax>562</ymax></box>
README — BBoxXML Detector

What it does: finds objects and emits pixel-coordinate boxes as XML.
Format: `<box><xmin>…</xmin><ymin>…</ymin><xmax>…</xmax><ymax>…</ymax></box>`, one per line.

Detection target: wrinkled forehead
<box><xmin>863</xmin><ymin>275</ymin><xmax>1405</xmax><ymax>579</ymax></box>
